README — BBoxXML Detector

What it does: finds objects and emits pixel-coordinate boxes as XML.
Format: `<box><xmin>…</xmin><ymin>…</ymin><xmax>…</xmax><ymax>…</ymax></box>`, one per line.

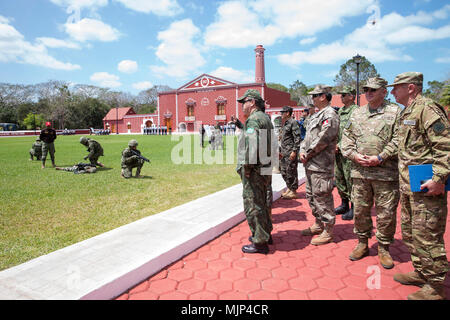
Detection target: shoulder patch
<box><xmin>246</xmin><ymin>127</ymin><xmax>255</xmax><ymax>134</ymax></box>
<box><xmin>432</xmin><ymin>121</ymin><xmax>446</xmax><ymax>134</ymax></box>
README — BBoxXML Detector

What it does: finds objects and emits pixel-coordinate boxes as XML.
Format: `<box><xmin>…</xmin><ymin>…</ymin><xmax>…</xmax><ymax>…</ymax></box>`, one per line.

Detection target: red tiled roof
<box><xmin>103</xmin><ymin>107</ymin><xmax>136</xmax><ymax>121</ymax></box>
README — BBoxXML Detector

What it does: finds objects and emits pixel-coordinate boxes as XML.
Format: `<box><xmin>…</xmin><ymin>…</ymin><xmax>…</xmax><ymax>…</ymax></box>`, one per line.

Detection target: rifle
<box><xmin>131</xmin><ymin>149</ymin><xmax>150</xmax><ymax>163</ymax></box>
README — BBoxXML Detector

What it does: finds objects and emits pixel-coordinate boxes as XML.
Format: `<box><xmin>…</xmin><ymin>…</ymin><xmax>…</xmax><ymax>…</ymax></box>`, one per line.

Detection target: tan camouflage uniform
<box><xmin>301</xmin><ymin>104</ymin><xmax>339</xmax><ymax>229</ymax></box>
<box><xmin>396</xmin><ymin>93</ymin><xmax>449</xmax><ymax>285</ymax></box>
<box><xmin>341</xmin><ymin>98</ymin><xmax>402</xmax><ymax>246</ymax></box>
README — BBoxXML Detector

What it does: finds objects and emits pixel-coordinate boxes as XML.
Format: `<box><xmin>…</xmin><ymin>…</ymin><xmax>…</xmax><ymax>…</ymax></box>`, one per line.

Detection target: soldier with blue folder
<box><xmin>389</xmin><ymin>72</ymin><xmax>450</xmax><ymax>300</ymax></box>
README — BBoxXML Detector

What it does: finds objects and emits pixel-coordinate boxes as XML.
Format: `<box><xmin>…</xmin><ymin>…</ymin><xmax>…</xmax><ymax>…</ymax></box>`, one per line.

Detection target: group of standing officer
<box><xmin>235</xmin><ymin>71</ymin><xmax>449</xmax><ymax>300</ymax></box>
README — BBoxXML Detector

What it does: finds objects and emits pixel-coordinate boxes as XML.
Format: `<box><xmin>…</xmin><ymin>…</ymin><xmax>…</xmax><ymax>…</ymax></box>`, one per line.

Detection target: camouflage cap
<box><xmin>308</xmin><ymin>84</ymin><xmax>332</xmax><ymax>95</ymax></box>
<box><xmin>128</xmin><ymin>139</ymin><xmax>138</xmax><ymax>147</ymax></box>
<box><xmin>36</xmin><ymin>137</ymin><xmax>41</xmax><ymax>141</ymax></box>
<box><xmin>237</xmin><ymin>89</ymin><xmax>262</xmax><ymax>103</ymax></box>
<box><xmin>363</xmin><ymin>77</ymin><xmax>388</xmax><ymax>89</ymax></box>
<box><xmin>387</xmin><ymin>72</ymin><xmax>423</xmax><ymax>87</ymax></box>
<box><xmin>280</xmin><ymin>105</ymin><xmax>293</xmax><ymax>113</ymax></box>
<box><xmin>337</xmin><ymin>86</ymin><xmax>356</xmax><ymax>95</ymax></box>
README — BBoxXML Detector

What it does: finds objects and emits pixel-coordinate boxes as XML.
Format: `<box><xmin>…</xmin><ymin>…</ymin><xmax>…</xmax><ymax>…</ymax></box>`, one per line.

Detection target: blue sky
<box><xmin>0</xmin><ymin>0</ymin><xmax>449</xmax><ymax>95</ymax></box>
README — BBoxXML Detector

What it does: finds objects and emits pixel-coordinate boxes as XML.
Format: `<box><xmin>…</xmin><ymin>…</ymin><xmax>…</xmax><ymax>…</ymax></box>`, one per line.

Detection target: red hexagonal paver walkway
<box><xmin>116</xmin><ymin>185</ymin><xmax>450</xmax><ymax>300</ymax></box>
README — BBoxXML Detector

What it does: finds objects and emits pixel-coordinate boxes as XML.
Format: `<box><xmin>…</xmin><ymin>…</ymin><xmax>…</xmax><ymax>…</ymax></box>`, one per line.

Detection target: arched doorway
<box><xmin>145</xmin><ymin>120</ymin><xmax>153</xmax><ymax>127</ymax></box>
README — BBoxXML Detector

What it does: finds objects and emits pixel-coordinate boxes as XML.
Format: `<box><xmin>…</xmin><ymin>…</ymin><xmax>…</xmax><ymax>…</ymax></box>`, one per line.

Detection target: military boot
<box><xmin>378</xmin><ymin>243</ymin><xmax>394</xmax><ymax>269</ymax></box>
<box><xmin>281</xmin><ymin>189</ymin><xmax>289</xmax><ymax>197</ymax></box>
<box><xmin>393</xmin><ymin>271</ymin><xmax>426</xmax><ymax>287</ymax></box>
<box><xmin>242</xmin><ymin>242</ymin><xmax>269</xmax><ymax>254</ymax></box>
<box><xmin>342</xmin><ymin>203</ymin><xmax>354</xmax><ymax>220</ymax></box>
<box><xmin>282</xmin><ymin>189</ymin><xmax>298</xmax><ymax>199</ymax></box>
<box><xmin>349</xmin><ymin>238</ymin><xmax>369</xmax><ymax>261</ymax></box>
<box><xmin>301</xmin><ymin>222</ymin><xmax>323</xmax><ymax>236</ymax></box>
<box><xmin>310</xmin><ymin>227</ymin><xmax>333</xmax><ymax>246</ymax></box>
<box><xmin>407</xmin><ymin>283</ymin><xmax>446</xmax><ymax>300</ymax></box>
<box><xmin>334</xmin><ymin>198</ymin><xmax>349</xmax><ymax>215</ymax></box>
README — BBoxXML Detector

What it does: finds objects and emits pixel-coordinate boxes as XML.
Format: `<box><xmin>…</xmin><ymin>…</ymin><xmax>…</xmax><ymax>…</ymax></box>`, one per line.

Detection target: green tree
<box><xmin>266</xmin><ymin>82</ymin><xmax>289</xmax><ymax>92</ymax></box>
<box><xmin>22</xmin><ymin>112</ymin><xmax>45</xmax><ymax>130</ymax></box>
<box><xmin>440</xmin><ymin>84</ymin><xmax>450</xmax><ymax>107</ymax></box>
<box><xmin>423</xmin><ymin>80</ymin><xmax>445</xmax><ymax>101</ymax></box>
<box><xmin>334</xmin><ymin>56</ymin><xmax>379</xmax><ymax>92</ymax></box>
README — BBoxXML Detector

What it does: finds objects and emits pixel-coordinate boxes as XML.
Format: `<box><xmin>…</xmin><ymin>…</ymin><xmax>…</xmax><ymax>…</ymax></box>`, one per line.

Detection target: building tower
<box><xmin>255</xmin><ymin>45</ymin><xmax>265</xmax><ymax>84</ymax></box>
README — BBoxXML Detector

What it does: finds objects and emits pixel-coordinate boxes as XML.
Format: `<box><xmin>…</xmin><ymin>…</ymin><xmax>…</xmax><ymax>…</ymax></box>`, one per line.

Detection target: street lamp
<box><xmin>353</xmin><ymin>54</ymin><xmax>362</xmax><ymax>106</ymax></box>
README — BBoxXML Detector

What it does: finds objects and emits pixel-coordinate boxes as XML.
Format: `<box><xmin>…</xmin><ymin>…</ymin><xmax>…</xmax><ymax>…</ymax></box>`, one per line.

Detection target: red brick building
<box><xmin>157</xmin><ymin>45</ymin><xmax>297</xmax><ymax>133</ymax></box>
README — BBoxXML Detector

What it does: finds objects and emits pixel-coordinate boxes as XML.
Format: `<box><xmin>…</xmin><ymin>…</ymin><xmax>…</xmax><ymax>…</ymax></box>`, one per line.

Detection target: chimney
<box><xmin>255</xmin><ymin>45</ymin><xmax>265</xmax><ymax>84</ymax></box>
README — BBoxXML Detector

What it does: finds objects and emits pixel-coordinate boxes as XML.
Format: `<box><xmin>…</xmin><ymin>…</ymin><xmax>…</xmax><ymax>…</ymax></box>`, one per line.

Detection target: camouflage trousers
<box><xmin>334</xmin><ymin>151</ymin><xmax>352</xmax><ymax>201</ymax></box>
<box><xmin>61</xmin><ymin>165</ymin><xmax>97</xmax><ymax>174</ymax></box>
<box><xmin>400</xmin><ymin>192</ymin><xmax>448</xmax><ymax>284</ymax></box>
<box><xmin>41</xmin><ymin>142</ymin><xmax>55</xmax><ymax>163</ymax></box>
<box><xmin>239</xmin><ymin>166</ymin><xmax>273</xmax><ymax>244</ymax></box>
<box><xmin>351</xmin><ymin>178</ymin><xmax>399</xmax><ymax>245</ymax></box>
<box><xmin>280</xmin><ymin>155</ymin><xmax>298</xmax><ymax>191</ymax></box>
<box><xmin>29</xmin><ymin>149</ymin><xmax>41</xmax><ymax>160</ymax></box>
<box><xmin>88</xmin><ymin>153</ymin><xmax>102</xmax><ymax>166</ymax></box>
<box><xmin>305</xmin><ymin>169</ymin><xmax>335</xmax><ymax>227</ymax></box>
<box><xmin>121</xmin><ymin>159</ymin><xmax>144</xmax><ymax>178</ymax></box>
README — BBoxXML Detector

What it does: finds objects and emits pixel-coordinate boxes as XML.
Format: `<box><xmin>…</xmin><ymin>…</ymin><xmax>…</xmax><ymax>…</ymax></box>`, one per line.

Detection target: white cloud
<box><xmin>132</xmin><ymin>81</ymin><xmax>153</xmax><ymax>90</ymax></box>
<box><xmin>204</xmin><ymin>0</ymin><xmax>376</xmax><ymax>48</ymax></box>
<box><xmin>90</xmin><ymin>72</ymin><xmax>121</xmax><ymax>87</ymax></box>
<box><xmin>64</xmin><ymin>18</ymin><xmax>121</xmax><ymax>42</ymax></box>
<box><xmin>150</xmin><ymin>19</ymin><xmax>205</xmax><ymax>79</ymax></box>
<box><xmin>435</xmin><ymin>56</ymin><xmax>450</xmax><ymax>63</ymax></box>
<box><xmin>277</xmin><ymin>5</ymin><xmax>450</xmax><ymax>67</ymax></box>
<box><xmin>118</xmin><ymin>60</ymin><xmax>138</xmax><ymax>73</ymax></box>
<box><xmin>36</xmin><ymin>37</ymin><xmax>81</xmax><ymax>49</ymax></box>
<box><xmin>114</xmin><ymin>0</ymin><xmax>183</xmax><ymax>16</ymax></box>
<box><xmin>299</xmin><ymin>37</ymin><xmax>316</xmax><ymax>45</ymax></box>
<box><xmin>50</xmin><ymin>0</ymin><xmax>108</xmax><ymax>9</ymax></box>
<box><xmin>210</xmin><ymin>66</ymin><xmax>254</xmax><ymax>83</ymax></box>
<box><xmin>0</xmin><ymin>15</ymin><xmax>80</xmax><ymax>70</ymax></box>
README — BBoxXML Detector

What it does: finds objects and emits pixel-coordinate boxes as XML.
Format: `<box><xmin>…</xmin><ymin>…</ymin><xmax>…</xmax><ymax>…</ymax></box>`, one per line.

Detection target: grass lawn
<box><xmin>0</xmin><ymin>133</ymin><xmax>240</xmax><ymax>271</ymax></box>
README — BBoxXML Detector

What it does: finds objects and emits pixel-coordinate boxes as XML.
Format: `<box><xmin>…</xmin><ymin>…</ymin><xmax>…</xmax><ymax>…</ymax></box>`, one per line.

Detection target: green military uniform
<box><xmin>279</xmin><ymin>107</ymin><xmax>301</xmax><ymax>192</ymax></box>
<box><xmin>40</xmin><ymin>125</ymin><xmax>57</xmax><ymax>166</ymax></box>
<box><xmin>301</xmin><ymin>85</ymin><xmax>339</xmax><ymax>233</ymax></box>
<box><xmin>341</xmin><ymin>78</ymin><xmax>402</xmax><ymax>250</ymax></box>
<box><xmin>236</xmin><ymin>90</ymin><xmax>274</xmax><ymax>248</ymax></box>
<box><xmin>390</xmin><ymin>73</ymin><xmax>450</xmax><ymax>288</ymax></box>
<box><xmin>335</xmin><ymin>87</ymin><xmax>358</xmax><ymax>205</ymax></box>
<box><xmin>29</xmin><ymin>137</ymin><xmax>42</xmax><ymax>160</ymax></box>
<box><xmin>121</xmin><ymin>140</ymin><xmax>144</xmax><ymax>178</ymax></box>
<box><xmin>57</xmin><ymin>163</ymin><xmax>97</xmax><ymax>174</ymax></box>
<box><xmin>80</xmin><ymin>137</ymin><xmax>104</xmax><ymax>166</ymax></box>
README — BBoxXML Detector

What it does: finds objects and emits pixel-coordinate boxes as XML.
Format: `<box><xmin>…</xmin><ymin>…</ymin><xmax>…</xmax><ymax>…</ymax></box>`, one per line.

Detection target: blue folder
<box><xmin>408</xmin><ymin>164</ymin><xmax>450</xmax><ymax>192</ymax></box>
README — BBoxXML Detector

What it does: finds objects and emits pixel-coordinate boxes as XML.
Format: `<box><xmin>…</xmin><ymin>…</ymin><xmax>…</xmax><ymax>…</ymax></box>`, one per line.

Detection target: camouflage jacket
<box><xmin>300</xmin><ymin>105</ymin><xmax>339</xmax><ymax>174</ymax></box>
<box><xmin>280</xmin><ymin>117</ymin><xmax>301</xmax><ymax>157</ymax></box>
<box><xmin>121</xmin><ymin>147</ymin><xmax>141</xmax><ymax>167</ymax></box>
<box><xmin>237</xmin><ymin>110</ymin><xmax>274</xmax><ymax>174</ymax></box>
<box><xmin>341</xmin><ymin>101</ymin><xmax>402</xmax><ymax>181</ymax></box>
<box><xmin>87</xmin><ymin>139</ymin><xmax>104</xmax><ymax>158</ymax></box>
<box><xmin>397</xmin><ymin>94</ymin><xmax>450</xmax><ymax>194</ymax></box>
<box><xmin>32</xmin><ymin>141</ymin><xmax>42</xmax><ymax>154</ymax></box>
<box><xmin>337</xmin><ymin>104</ymin><xmax>358</xmax><ymax>149</ymax></box>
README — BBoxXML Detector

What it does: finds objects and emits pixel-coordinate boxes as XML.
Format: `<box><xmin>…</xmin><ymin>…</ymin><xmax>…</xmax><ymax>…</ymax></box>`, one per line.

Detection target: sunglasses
<box><xmin>312</xmin><ymin>93</ymin><xmax>323</xmax><ymax>98</ymax></box>
<box><xmin>363</xmin><ymin>88</ymin><xmax>378</xmax><ymax>93</ymax></box>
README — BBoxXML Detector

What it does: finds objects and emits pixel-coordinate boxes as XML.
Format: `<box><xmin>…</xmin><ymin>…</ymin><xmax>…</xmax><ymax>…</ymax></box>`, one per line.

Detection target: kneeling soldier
<box><xmin>29</xmin><ymin>137</ymin><xmax>42</xmax><ymax>161</ymax></box>
<box><xmin>121</xmin><ymin>139</ymin><xmax>145</xmax><ymax>178</ymax></box>
<box><xmin>80</xmin><ymin>137</ymin><xmax>104</xmax><ymax>167</ymax></box>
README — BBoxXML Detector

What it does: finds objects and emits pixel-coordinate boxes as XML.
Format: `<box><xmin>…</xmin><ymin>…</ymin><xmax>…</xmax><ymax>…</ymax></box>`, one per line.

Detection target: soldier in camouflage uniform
<box><xmin>299</xmin><ymin>85</ymin><xmax>339</xmax><ymax>246</ymax></box>
<box><xmin>55</xmin><ymin>163</ymin><xmax>97</xmax><ymax>174</ymax></box>
<box><xmin>341</xmin><ymin>77</ymin><xmax>402</xmax><ymax>269</ymax></box>
<box><xmin>388</xmin><ymin>72</ymin><xmax>449</xmax><ymax>300</ymax></box>
<box><xmin>237</xmin><ymin>89</ymin><xmax>275</xmax><ymax>254</ymax></box>
<box><xmin>29</xmin><ymin>137</ymin><xmax>42</xmax><ymax>161</ymax></box>
<box><xmin>40</xmin><ymin>121</ymin><xmax>57</xmax><ymax>168</ymax></box>
<box><xmin>334</xmin><ymin>86</ymin><xmax>359</xmax><ymax>220</ymax></box>
<box><xmin>80</xmin><ymin>137</ymin><xmax>104</xmax><ymax>167</ymax></box>
<box><xmin>121</xmin><ymin>139</ymin><xmax>145</xmax><ymax>179</ymax></box>
<box><xmin>279</xmin><ymin>106</ymin><xmax>301</xmax><ymax>200</ymax></box>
